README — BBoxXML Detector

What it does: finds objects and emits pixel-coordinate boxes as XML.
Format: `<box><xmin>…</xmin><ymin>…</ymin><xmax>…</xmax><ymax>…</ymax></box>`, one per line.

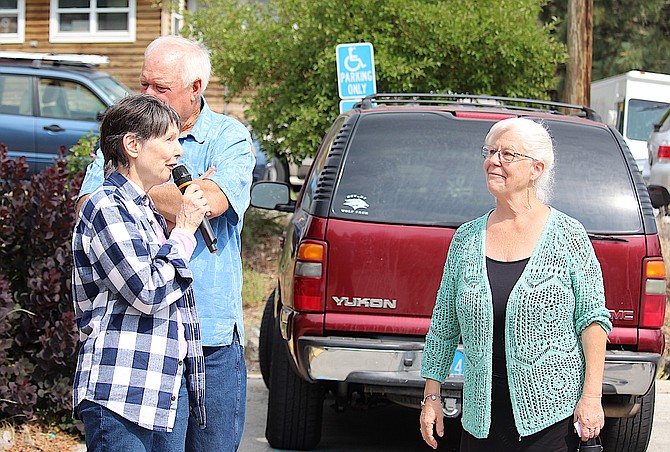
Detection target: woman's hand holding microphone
<box><xmin>175</xmin><ymin>183</ymin><xmax>210</xmax><ymax>234</ymax></box>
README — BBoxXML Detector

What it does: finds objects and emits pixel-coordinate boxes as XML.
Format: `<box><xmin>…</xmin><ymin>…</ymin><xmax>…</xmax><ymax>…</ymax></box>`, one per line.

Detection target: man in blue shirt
<box><xmin>78</xmin><ymin>36</ymin><xmax>255</xmax><ymax>451</ymax></box>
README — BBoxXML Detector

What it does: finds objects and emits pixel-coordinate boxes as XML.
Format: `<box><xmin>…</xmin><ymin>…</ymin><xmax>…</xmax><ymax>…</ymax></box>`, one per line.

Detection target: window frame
<box><xmin>49</xmin><ymin>0</ymin><xmax>136</xmax><ymax>43</ymax></box>
<box><xmin>0</xmin><ymin>0</ymin><xmax>25</xmax><ymax>44</ymax></box>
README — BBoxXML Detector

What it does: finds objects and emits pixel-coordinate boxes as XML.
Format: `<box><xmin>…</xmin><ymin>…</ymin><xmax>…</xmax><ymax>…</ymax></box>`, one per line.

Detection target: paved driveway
<box><xmin>241</xmin><ymin>376</ymin><xmax>670</xmax><ymax>452</ymax></box>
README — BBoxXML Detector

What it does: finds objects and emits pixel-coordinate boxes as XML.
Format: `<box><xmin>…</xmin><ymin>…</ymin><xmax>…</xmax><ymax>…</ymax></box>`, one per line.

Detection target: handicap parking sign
<box><xmin>336</xmin><ymin>42</ymin><xmax>376</xmax><ymax>99</ymax></box>
<box><xmin>339</xmin><ymin>98</ymin><xmax>361</xmax><ymax>113</ymax></box>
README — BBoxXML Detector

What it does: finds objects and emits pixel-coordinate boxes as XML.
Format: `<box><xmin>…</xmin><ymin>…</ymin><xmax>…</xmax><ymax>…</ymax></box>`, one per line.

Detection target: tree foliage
<box><xmin>186</xmin><ymin>0</ymin><xmax>565</xmax><ymax>162</ymax></box>
<box><xmin>541</xmin><ymin>0</ymin><xmax>670</xmax><ymax>81</ymax></box>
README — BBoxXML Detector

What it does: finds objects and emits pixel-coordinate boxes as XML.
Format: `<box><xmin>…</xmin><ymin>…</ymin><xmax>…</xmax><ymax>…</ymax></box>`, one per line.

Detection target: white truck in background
<box><xmin>590</xmin><ymin>70</ymin><xmax>670</xmax><ymax>179</ymax></box>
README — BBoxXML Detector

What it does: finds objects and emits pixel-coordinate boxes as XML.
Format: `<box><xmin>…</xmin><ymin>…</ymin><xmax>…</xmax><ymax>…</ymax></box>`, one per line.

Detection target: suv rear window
<box><xmin>330</xmin><ymin>112</ymin><xmax>642</xmax><ymax>234</ymax></box>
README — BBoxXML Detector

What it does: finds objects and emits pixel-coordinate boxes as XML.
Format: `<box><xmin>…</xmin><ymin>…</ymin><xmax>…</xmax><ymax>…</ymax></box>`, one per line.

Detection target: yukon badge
<box><xmin>332</xmin><ymin>296</ymin><xmax>397</xmax><ymax>309</ymax></box>
<box><xmin>341</xmin><ymin>194</ymin><xmax>369</xmax><ymax>216</ymax></box>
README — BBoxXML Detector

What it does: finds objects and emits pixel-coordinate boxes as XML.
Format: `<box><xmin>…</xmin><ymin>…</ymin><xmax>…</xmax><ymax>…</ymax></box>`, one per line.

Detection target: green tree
<box><xmin>541</xmin><ymin>0</ymin><xmax>670</xmax><ymax>82</ymax></box>
<box><xmin>186</xmin><ymin>0</ymin><xmax>565</xmax><ymax>162</ymax></box>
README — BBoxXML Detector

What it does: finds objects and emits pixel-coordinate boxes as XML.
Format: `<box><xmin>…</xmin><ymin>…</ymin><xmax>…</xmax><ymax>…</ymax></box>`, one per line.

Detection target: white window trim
<box><xmin>0</xmin><ymin>0</ymin><xmax>25</xmax><ymax>44</ymax></box>
<box><xmin>171</xmin><ymin>10</ymin><xmax>183</xmax><ymax>35</ymax></box>
<box><xmin>49</xmin><ymin>0</ymin><xmax>136</xmax><ymax>43</ymax></box>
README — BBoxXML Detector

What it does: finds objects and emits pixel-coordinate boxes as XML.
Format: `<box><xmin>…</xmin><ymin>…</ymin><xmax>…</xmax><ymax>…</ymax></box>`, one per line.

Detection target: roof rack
<box><xmin>0</xmin><ymin>51</ymin><xmax>109</xmax><ymax>68</ymax></box>
<box><xmin>357</xmin><ymin>93</ymin><xmax>601</xmax><ymax>122</ymax></box>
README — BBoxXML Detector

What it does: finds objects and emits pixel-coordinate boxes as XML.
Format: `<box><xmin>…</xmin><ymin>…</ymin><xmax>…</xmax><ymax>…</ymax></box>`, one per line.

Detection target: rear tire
<box><xmin>258</xmin><ymin>291</ymin><xmax>274</xmax><ymax>388</ymax></box>
<box><xmin>265</xmin><ymin>319</ymin><xmax>324</xmax><ymax>450</ymax></box>
<box><xmin>601</xmin><ymin>381</ymin><xmax>655</xmax><ymax>452</ymax></box>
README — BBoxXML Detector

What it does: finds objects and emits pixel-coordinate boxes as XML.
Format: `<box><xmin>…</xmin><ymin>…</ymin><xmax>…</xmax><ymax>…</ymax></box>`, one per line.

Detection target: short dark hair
<box><xmin>100</xmin><ymin>94</ymin><xmax>181</xmax><ymax>169</ymax></box>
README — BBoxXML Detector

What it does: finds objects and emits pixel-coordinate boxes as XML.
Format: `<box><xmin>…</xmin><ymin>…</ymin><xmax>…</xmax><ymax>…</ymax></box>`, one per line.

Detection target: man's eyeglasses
<box><xmin>481</xmin><ymin>145</ymin><xmax>539</xmax><ymax>163</ymax></box>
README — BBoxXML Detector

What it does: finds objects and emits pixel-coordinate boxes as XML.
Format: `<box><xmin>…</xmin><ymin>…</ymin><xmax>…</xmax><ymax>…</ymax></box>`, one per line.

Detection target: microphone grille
<box><xmin>172</xmin><ymin>164</ymin><xmax>192</xmax><ymax>185</ymax></box>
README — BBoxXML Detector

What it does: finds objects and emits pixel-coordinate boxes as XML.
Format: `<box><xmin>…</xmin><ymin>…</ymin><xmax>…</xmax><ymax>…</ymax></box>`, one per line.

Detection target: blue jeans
<box><xmin>78</xmin><ymin>400</ymin><xmax>169</xmax><ymax>452</ymax></box>
<box><xmin>160</xmin><ymin>330</ymin><xmax>247</xmax><ymax>451</ymax></box>
<box><xmin>153</xmin><ymin>373</ymin><xmax>190</xmax><ymax>451</ymax></box>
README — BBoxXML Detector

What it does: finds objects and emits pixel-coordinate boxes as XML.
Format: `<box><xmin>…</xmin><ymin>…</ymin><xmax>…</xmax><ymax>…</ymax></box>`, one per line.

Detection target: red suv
<box><xmin>251</xmin><ymin>94</ymin><xmax>666</xmax><ymax>452</ymax></box>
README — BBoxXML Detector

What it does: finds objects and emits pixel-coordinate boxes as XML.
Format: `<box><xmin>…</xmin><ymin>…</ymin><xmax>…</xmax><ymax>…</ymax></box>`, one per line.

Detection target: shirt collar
<box><xmin>106</xmin><ymin>171</ymin><xmax>149</xmax><ymax>206</ymax></box>
<box><xmin>180</xmin><ymin>97</ymin><xmax>212</xmax><ymax>145</ymax></box>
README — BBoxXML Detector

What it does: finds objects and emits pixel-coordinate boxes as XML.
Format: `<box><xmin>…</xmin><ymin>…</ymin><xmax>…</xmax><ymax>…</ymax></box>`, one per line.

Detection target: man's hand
<box><xmin>151</xmin><ymin>165</ymin><xmax>229</xmax><ymax>222</ymax></box>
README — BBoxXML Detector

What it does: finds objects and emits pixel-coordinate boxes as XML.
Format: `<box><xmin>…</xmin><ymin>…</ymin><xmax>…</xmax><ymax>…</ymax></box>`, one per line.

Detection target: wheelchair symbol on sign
<box><xmin>344</xmin><ymin>46</ymin><xmax>367</xmax><ymax>72</ymax></box>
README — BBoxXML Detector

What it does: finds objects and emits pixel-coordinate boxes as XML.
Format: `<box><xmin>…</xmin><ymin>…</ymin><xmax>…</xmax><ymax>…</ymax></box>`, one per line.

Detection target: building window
<box><xmin>50</xmin><ymin>0</ymin><xmax>136</xmax><ymax>43</ymax></box>
<box><xmin>0</xmin><ymin>0</ymin><xmax>25</xmax><ymax>43</ymax></box>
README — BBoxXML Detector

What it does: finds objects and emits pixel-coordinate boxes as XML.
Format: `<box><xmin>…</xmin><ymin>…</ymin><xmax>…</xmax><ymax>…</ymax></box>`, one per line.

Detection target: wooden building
<box><xmin>0</xmin><ymin>0</ymin><xmax>242</xmax><ymax>116</ymax></box>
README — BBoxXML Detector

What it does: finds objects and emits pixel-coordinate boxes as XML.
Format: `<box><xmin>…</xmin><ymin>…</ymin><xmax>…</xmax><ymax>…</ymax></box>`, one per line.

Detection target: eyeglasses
<box><xmin>481</xmin><ymin>145</ymin><xmax>539</xmax><ymax>163</ymax></box>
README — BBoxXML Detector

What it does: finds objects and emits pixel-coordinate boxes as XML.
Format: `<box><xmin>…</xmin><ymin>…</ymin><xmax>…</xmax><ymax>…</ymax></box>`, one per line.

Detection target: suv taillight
<box><xmin>657</xmin><ymin>145</ymin><xmax>670</xmax><ymax>160</ymax></box>
<box><xmin>640</xmin><ymin>258</ymin><xmax>667</xmax><ymax>328</ymax></box>
<box><xmin>293</xmin><ymin>240</ymin><xmax>327</xmax><ymax>312</ymax></box>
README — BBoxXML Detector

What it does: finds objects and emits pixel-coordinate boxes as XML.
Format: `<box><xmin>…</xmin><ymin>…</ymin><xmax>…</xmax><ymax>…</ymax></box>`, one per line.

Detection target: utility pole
<box><xmin>565</xmin><ymin>0</ymin><xmax>593</xmax><ymax>106</ymax></box>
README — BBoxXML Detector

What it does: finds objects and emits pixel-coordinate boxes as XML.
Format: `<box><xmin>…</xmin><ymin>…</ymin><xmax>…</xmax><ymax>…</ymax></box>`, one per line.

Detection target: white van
<box><xmin>590</xmin><ymin>70</ymin><xmax>670</xmax><ymax>179</ymax></box>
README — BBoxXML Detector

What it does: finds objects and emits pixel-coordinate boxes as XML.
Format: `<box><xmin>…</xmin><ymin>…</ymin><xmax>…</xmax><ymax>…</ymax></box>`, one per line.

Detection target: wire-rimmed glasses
<box><xmin>481</xmin><ymin>145</ymin><xmax>539</xmax><ymax>163</ymax></box>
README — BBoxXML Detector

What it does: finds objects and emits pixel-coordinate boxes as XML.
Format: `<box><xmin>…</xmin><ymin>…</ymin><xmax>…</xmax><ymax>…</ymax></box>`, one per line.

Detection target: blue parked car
<box><xmin>0</xmin><ymin>52</ymin><xmax>133</xmax><ymax>173</ymax></box>
<box><xmin>251</xmin><ymin>141</ymin><xmax>310</xmax><ymax>188</ymax></box>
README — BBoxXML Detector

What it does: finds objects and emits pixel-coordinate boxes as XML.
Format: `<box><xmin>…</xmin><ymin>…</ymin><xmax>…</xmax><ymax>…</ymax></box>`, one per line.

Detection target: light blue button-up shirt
<box><xmin>79</xmin><ymin>98</ymin><xmax>256</xmax><ymax>346</ymax></box>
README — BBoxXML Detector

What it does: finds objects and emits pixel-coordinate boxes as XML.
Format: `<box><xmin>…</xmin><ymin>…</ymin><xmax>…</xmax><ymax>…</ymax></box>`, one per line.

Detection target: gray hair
<box><xmin>484</xmin><ymin>117</ymin><xmax>555</xmax><ymax>203</ymax></box>
<box><xmin>145</xmin><ymin>35</ymin><xmax>212</xmax><ymax>93</ymax></box>
<box><xmin>101</xmin><ymin>94</ymin><xmax>181</xmax><ymax>170</ymax></box>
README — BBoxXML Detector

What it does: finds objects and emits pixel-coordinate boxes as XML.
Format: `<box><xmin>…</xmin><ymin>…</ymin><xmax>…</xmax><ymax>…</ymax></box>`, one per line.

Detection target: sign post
<box><xmin>336</xmin><ymin>42</ymin><xmax>376</xmax><ymax>113</ymax></box>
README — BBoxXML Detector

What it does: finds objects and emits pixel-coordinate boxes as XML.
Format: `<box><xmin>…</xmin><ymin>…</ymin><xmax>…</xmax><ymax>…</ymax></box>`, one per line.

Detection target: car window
<box><xmin>38</xmin><ymin>78</ymin><xmax>105</xmax><ymax>121</ymax></box>
<box><xmin>626</xmin><ymin>99</ymin><xmax>670</xmax><ymax>141</ymax></box>
<box><xmin>548</xmin><ymin>120</ymin><xmax>641</xmax><ymax>234</ymax></box>
<box><xmin>331</xmin><ymin>112</ymin><xmax>642</xmax><ymax>234</ymax></box>
<box><xmin>660</xmin><ymin>108</ymin><xmax>670</xmax><ymax>133</ymax></box>
<box><xmin>331</xmin><ymin>112</ymin><xmax>493</xmax><ymax>227</ymax></box>
<box><xmin>94</xmin><ymin>75</ymin><xmax>133</xmax><ymax>102</ymax></box>
<box><xmin>0</xmin><ymin>73</ymin><xmax>32</xmax><ymax>115</ymax></box>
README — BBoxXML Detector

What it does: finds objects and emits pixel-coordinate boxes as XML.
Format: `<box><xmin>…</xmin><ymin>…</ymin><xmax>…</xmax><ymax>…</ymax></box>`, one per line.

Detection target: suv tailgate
<box><xmin>324</xmin><ymin>219</ymin><xmax>453</xmax><ymax>333</ymax></box>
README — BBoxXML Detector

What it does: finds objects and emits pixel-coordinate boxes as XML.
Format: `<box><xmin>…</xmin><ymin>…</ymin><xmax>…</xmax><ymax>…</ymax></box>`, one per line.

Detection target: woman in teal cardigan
<box><xmin>419</xmin><ymin>118</ymin><xmax>612</xmax><ymax>451</ymax></box>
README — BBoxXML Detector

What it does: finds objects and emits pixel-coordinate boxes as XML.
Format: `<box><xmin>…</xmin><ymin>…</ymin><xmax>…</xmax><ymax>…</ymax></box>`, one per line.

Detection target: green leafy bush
<box><xmin>66</xmin><ymin>133</ymin><xmax>98</xmax><ymax>177</ymax></box>
<box><xmin>0</xmin><ymin>144</ymin><xmax>83</xmax><ymax>430</ymax></box>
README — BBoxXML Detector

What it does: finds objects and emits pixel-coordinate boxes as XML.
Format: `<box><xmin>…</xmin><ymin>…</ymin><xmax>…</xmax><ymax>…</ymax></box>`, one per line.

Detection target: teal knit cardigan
<box><xmin>421</xmin><ymin>208</ymin><xmax>612</xmax><ymax>439</ymax></box>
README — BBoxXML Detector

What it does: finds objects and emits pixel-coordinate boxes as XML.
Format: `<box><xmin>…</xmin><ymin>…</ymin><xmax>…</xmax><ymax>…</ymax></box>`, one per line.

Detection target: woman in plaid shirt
<box><xmin>72</xmin><ymin>94</ymin><xmax>208</xmax><ymax>451</ymax></box>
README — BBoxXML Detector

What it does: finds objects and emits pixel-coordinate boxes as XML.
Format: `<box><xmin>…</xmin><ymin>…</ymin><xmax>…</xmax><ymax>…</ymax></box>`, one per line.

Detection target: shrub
<box><xmin>66</xmin><ymin>133</ymin><xmax>98</xmax><ymax>177</ymax></box>
<box><xmin>0</xmin><ymin>144</ymin><xmax>83</xmax><ymax>431</ymax></box>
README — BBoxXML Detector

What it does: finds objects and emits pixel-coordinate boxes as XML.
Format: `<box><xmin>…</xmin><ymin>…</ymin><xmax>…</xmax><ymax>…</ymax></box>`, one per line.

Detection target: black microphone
<box><xmin>172</xmin><ymin>164</ymin><xmax>218</xmax><ymax>254</ymax></box>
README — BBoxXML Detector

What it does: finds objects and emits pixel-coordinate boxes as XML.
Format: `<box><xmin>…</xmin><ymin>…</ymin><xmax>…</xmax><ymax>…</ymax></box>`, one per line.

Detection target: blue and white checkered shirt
<box><xmin>72</xmin><ymin>171</ymin><xmax>206</xmax><ymax>432</ymax></box>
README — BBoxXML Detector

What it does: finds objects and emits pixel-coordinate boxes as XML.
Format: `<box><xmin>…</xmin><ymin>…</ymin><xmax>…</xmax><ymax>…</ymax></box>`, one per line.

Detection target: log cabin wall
<box><xmin>0</xmin><ymin>0</ymin><xmax>243</xmax><ymax>116</ymax></box>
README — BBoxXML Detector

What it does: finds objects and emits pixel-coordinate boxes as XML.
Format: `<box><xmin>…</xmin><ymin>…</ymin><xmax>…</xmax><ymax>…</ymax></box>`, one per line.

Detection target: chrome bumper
<box><xmin>649</xmin><ymin>161</ymin><xmax>670</xmax><ymax>192</ymax></box>
<box><xmin>602</xmin><ymin>350</ymin><xmax>661</xmax><ymax>396</ymax></box>
<box><xmin>298</xmin><ymin>336</ymin><xmax>454</xmax><ymax>388</ymax></box>
<box><xmin>298</xmin><ymin>336</ymin><xmax>660</xmax><ymax>396</ymax></box>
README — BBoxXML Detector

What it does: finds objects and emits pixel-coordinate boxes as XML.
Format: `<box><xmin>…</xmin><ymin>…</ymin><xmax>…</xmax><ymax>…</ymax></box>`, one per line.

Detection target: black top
<box><xmin>486</xmin><ymin>256</ymin><xmax>530</xmax><ymax>378</ymax></box>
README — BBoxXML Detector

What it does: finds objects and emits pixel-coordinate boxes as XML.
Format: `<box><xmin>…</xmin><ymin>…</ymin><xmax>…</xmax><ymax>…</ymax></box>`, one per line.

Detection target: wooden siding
<box><xmin>0</xmin><ymin>0</ymin><xmax>240</xmax><ymax>115</ymax></box>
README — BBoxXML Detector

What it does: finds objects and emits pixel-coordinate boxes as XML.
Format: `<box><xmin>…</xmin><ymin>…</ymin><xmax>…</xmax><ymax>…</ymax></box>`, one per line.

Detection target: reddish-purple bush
<box><xmin>0</xmin><ymin>144</ymin><xmax>83</xmax><ymax>430</ymax></box>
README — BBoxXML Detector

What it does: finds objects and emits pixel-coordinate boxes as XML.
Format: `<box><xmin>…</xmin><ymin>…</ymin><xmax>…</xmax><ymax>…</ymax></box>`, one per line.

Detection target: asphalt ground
<box><xmin>239</xmin><ymin>376</ymin><xmax>670</xmax><ymax>452</ymax></box>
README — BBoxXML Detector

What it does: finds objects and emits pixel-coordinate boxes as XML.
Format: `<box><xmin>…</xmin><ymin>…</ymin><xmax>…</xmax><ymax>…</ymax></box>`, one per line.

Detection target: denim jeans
<box><xmin>78</xmin><ymin>400</ymin><xmax>160</xmax><ymax>452</ymax></box>
<box><xmin>190</xmin><ymin>331</ymin><xmax>247</xmax><ymax>451</ymax></box>
<box><xmin>159</xmin><ymin>329</ymin><xmax>247</xmax><ymax>451</ymax></box>
<box><xmin>154</xmin><ymin>331</ymin><xmax>247</xmax><ymax>452</ymax></box>
<box><xmin>153</xmin><ymin>373</ymin><xmax>190</xmax><ymax>451</ymax></box>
